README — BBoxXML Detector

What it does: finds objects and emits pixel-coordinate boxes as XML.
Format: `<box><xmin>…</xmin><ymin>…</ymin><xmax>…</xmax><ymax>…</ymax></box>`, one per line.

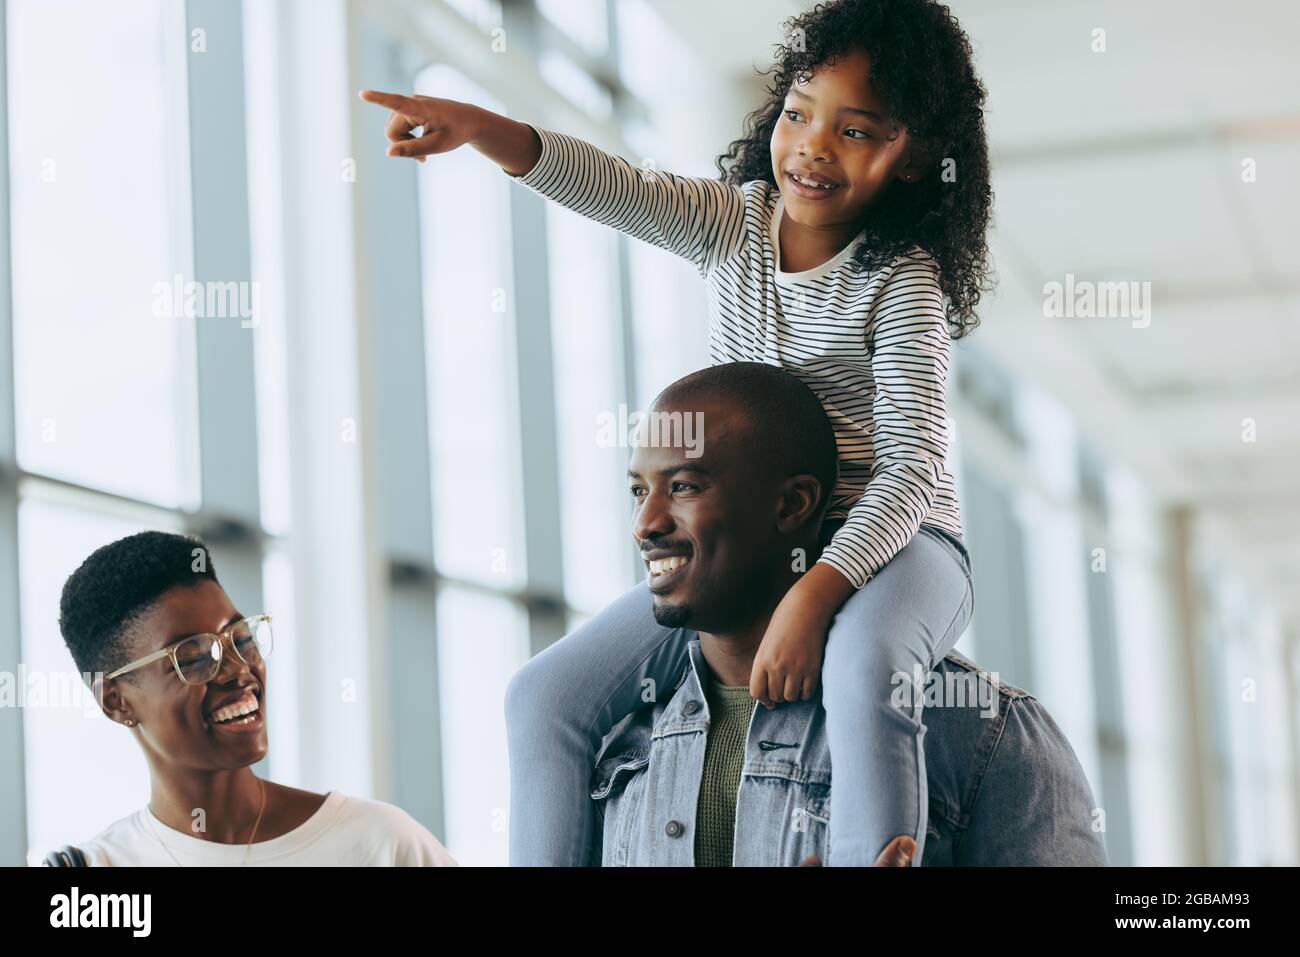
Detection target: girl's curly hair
<box><xmin>716</xmin><ymin>0</ymin><xmax>994</xmax><ymax>338</ymax></box>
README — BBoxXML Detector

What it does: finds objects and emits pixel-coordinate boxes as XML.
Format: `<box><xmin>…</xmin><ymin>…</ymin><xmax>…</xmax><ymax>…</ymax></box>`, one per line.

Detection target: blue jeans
<box><xmin>505</xmin><ymin>520</ymin><xmax>975</xmax><ymax>866</ymax></box>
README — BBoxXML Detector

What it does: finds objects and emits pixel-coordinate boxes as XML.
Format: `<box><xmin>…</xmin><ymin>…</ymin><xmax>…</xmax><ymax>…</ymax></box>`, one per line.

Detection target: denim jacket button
<box><xmin>683</xmin><ymin>700</ymin><xmax>701</xmax><ymax>715</ymax></box>
<box><xmin>665</xmin><ymin>820</ymin><xmax>685</xmax><ymax>838</ymax></box>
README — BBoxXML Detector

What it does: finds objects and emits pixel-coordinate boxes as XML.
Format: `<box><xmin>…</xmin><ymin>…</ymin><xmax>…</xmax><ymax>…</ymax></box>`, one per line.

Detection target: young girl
<box><xmin>362</xmin><ymin>0</ymin><xmax>991</xmax><ymax>866</ymax></box>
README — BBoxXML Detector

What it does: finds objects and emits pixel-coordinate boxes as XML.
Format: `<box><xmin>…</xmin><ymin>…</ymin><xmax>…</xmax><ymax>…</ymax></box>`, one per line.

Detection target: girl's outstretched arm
<box><xmin>360</xmin><ymin>89</ymin><xmax>746</xmax><ymax>279</ymax></box>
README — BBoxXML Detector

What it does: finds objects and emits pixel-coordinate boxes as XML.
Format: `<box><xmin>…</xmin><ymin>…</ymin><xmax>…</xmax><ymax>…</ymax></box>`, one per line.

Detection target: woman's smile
<box><xmin>203</xmin><ymin>685</ymin><xmax>266</xmax><ymax>735</ymax></box>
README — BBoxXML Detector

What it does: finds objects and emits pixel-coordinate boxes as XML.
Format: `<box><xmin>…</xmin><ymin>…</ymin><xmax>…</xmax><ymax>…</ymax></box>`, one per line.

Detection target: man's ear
<box><xmin>93</xmin><ymin>674</ymin><xmax>136</xmax><ymax>728</ymax></box>
<box><xmin>775</xmin><ymin>474</ymin><xmax>823</xmax><ymax>532</ymax></box>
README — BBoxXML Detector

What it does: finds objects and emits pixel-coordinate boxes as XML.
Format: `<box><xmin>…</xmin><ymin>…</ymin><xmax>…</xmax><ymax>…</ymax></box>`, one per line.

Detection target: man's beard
<box><xmin>651</xmin><ymin>598</ymin><xmax>693</xmax><ymax>629</ymax></box>
<box><xmin>650</xmin><ymin>564</ymin><xmax>780</xmax><ymax>634</ymax></box>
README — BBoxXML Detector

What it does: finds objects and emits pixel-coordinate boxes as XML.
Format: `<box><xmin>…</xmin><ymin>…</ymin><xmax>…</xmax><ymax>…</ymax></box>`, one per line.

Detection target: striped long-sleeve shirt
<box><xmin>507</xmin><ymin>125</ymin><xmax>965</xmax><ymax>589</ymax></box>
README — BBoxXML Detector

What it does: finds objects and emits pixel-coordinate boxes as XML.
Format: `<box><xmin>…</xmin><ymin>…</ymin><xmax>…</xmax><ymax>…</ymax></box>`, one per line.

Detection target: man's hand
<box><xmin>750</xmin><ymin>564</ymin><xmax>854</xmax><ymax>709</ymax></box>
<box><xmin>358</xmin><ymin>90</ymin><xmax>482</xmax><ymax>164</ymax></box>
<box><xmin>799</xmin><ymin>835</ymin><xmax>916</xmax><ymax>867</ymax></box>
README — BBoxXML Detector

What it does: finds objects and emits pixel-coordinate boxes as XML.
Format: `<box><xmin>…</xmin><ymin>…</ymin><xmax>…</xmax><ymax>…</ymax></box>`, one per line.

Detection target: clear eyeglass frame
<box><xmin>104</xmin><ymin>614</ymin><xmax>273</xmax><ymax>686</ymax></box>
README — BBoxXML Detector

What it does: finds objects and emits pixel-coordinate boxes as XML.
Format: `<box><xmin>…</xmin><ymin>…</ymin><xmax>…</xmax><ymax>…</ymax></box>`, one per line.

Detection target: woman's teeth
<box><xmin>648</xmin><ymin>555</ymin><xmax>691</xmax><ymax>576</ymax></box>
<box><xmin>211</xmin><ymin>695</ymin><xmax>260</xmax><ymax>724</ymax></box>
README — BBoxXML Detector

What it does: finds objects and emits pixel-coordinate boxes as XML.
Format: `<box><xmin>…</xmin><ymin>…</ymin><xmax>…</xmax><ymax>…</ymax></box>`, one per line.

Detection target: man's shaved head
<box><xmin>653</xmin><ymin>361</ymin><xmax>838</xmax><ymax>526</ymax></box>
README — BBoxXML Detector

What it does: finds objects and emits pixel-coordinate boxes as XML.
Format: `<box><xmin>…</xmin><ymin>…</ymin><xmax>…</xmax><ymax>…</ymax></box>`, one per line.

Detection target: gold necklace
<box><xmin>147</xmin><ymin>777</ymin><xmax>268</xmax><ymax>867</ymax></box>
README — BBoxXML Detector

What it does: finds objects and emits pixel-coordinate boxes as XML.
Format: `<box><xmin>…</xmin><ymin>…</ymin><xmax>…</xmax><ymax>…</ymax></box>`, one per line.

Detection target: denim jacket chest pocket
<box><xmin>742</xmin><ymin>701</ymin><xmax>956</xmax><ymax>866</ymax></box>
<box><xmin>755</xmin><ymin>764</ymin><xmax>955</xmax><ymax>867</ymax></box>
<box><xmin>591</xmin><ymin>749</ymin><xmax>650</xmax><ymax>867</ymax></box>
<box><xmin>755</xmin><ymin>763</ymin><xmax>833</xmax><ymax>867</ymax></box>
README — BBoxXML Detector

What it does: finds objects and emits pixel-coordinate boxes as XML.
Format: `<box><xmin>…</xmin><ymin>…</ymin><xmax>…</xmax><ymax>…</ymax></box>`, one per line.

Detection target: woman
<box><xmin>53</xmin><ymin>530</ymin><xmax>455</xmax><ymax>866</ymax></box>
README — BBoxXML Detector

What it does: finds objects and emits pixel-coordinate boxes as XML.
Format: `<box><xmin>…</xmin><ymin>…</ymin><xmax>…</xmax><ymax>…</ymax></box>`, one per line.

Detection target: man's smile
<box><xmin>644</xmin><ymin>549</ymin><xmax>693</xmax><ymax>594</ymax></box>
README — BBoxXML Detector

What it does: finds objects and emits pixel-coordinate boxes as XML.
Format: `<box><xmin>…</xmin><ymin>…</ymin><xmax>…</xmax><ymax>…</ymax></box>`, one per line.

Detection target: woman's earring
<box><xmin>124</xmin><ymin>719</ymin><xmax>135</xmax><ymax>727</ymax></box>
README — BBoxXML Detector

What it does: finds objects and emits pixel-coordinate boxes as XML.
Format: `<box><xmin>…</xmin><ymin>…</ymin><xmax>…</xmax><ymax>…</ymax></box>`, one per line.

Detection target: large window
<box><xmin>3</xmin><ymin>0</ymin><xmax>279</xmax><ymax>865</ymax></box>
<box><xmin>417</xmin><ymin>67</ymin><xmax>525</xmax><ymax>592</ymax></box>
<box><xmin>17</xmin><ymin>498</ymin><xmax>154</xmax><ymax>863</ymax></box>
<box><xmin>5</xmin><ymin>0</ymin><xmax>191</xmax><ymax>864</ymax></box>
<box><xmin>8</xmin><ymin>0</ymin><xmax>194</xmax><ymax>508</ymax></box>
<box><xmin>434</xmin><ymin>586</ymin><xmax>528</xmax><ymax>864</ymax></box>
<box><xmin>546</xmin><ymin>200</ymin><xmax>633</xmax><ymax>612</ymax></box>
<box><xmin>415</xmin><ymin>64</ymin><xmax>529</xmax><ymax>865</ymax></box>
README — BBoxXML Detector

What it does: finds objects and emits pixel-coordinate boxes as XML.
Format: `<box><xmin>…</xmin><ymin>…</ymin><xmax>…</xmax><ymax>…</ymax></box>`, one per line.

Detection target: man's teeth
<box><xmin>791</xmin><ymin>173</ymin><xmax>836</xmax><ymax>190</ymax></box>
<box><xmin>211</xmin><ymin>695</ymin><xmax>260</xmax><ymax>724</ymax></box>
<box><xmin>648</xmin><ymin>555</ymin><xmax>691</xmax><ymax>576</ymax></box>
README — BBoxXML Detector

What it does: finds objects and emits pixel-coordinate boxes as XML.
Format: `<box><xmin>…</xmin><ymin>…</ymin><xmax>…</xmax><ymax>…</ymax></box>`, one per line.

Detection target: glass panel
<box><xmin>7</xmin><ymin>0</ymin><xmax>192</xmax><ymax>507</ymax></box>
<box><xmin>444</xmin><ymin>0</ymin><xmax>502</xmax><ymax>34</ymax></box>
<box><xmin>18</xmin><ymin>499</ymin><xmax>157</xmax><ymax>864</ymax></box>
<box><xmin>242</xmin><ymin>0</ymin><xmax>293</xmax><ymax>537</ymax></box>
<box><xmin>416</xmin><ymin>65</ymin><xmax>525</xmax><ymax>588</ymax></box>
<box><xmin>538</xmin><ymin>0</ymin><xmax>608</xmax><ymax>57</ymax></box>
<box><xmin>261</xmin><ymin>546</ymin><xmax>301</xmax><ymax>787</ymax></box>
<box><xmin>614</xmin><ymin>0</ymin><xmax>678</xmax><ymax>105</ymax></box>
<box><xmin>545</xmin><ymin>204</ymin><xmax>635</xmax><ymax>612</ymax></box>
<box><xmin>435</xmin><ymin>585</ymin><xmax>529</xmax><ymax>866</ymax></box>
<box><xmin>538</xmin><ymin>50</ymin><xmax>612</xmax><ymax>122</ymax></box>
<box><xmin>627</xmin><ymin>237</ymin><xmax>710</xmax><ymax>409</ymax></box>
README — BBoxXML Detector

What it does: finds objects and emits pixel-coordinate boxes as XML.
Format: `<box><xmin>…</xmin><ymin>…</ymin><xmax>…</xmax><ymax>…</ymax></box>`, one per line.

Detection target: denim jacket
<box><xmin>590</xmin><ymin>638</ymin><xmax>1108</xmax><ymax>866</ymax></box>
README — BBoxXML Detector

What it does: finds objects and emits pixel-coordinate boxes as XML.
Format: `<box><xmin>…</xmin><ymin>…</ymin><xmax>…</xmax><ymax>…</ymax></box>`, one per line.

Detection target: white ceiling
<box><xmin>646</xmin><ymin>0</ymin><xmax>1300</xmax><ymax>612</ymax></box>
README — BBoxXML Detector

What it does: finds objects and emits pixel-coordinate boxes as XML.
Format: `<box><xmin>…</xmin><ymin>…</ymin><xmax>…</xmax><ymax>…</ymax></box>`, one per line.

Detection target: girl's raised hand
<box><xmin>358</xmin><ymin>90</ymin><xmax>481</xmax><ymax>164</ymax></box>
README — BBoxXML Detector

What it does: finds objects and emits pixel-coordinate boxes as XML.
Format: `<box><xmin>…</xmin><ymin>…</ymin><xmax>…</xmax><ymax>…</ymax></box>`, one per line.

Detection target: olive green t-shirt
<box><xmin>694</xmin><ymin>679</ymin><xmax>759</xmax><ymax>867</ymax></box>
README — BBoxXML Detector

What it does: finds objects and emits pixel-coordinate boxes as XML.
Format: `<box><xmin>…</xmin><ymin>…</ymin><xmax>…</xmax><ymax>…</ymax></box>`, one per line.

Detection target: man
<box><xmin>589</xmin><ymin>363</ymin><xmax>1107</xmax><ymax>866</ymax></box>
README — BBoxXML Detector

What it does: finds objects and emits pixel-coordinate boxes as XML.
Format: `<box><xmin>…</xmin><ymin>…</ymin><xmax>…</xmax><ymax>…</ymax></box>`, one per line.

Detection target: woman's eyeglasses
<box><xmin>105</xmin><ymin>615</ymin><xmax>273</xmax><ymax>686</ymax></box>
